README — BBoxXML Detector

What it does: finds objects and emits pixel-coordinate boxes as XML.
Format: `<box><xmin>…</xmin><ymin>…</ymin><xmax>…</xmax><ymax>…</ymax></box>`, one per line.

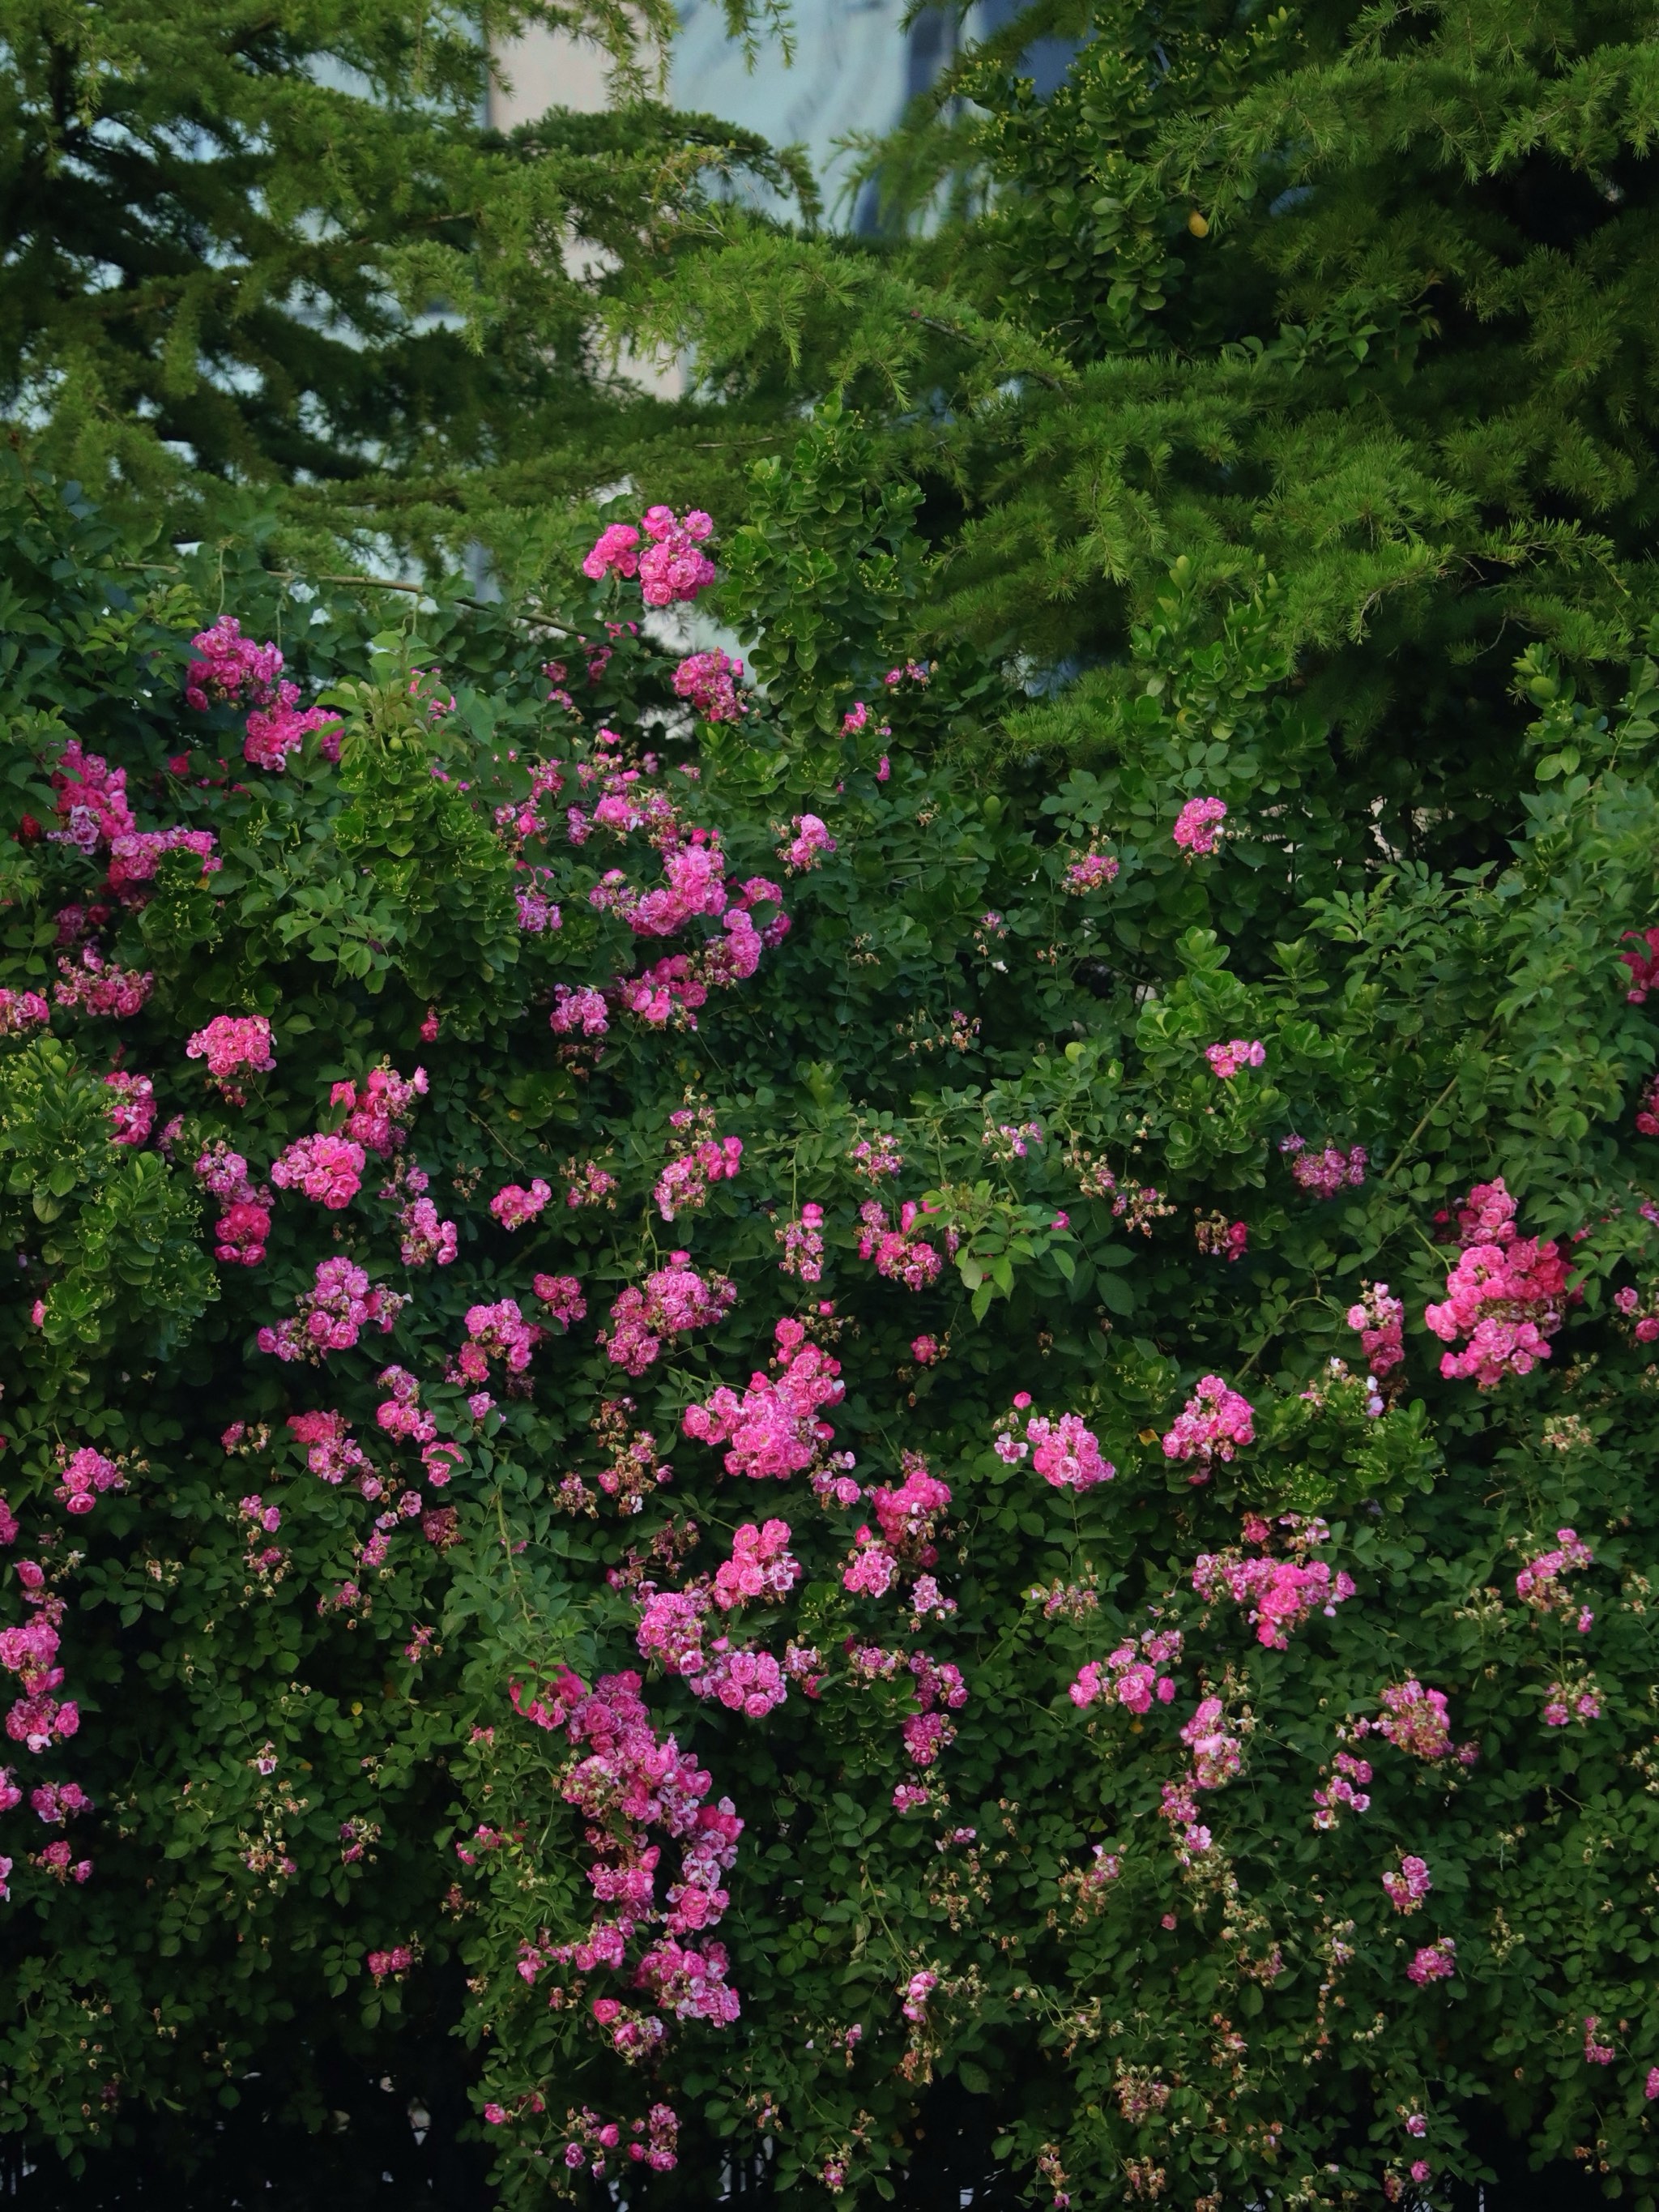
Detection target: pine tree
<box><xmin>624</xmin><ymin>0</ymin><xmax>1659</xmax><ymax>840</ymax></box>
<box><xmin>0</xmin><ymin>0</ymin><xmax>812</xmax><ymax>566</ymax></box>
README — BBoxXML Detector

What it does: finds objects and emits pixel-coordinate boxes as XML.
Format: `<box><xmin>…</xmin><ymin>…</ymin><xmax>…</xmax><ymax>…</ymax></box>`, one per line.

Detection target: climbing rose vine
<box><xmin>3</xmin><ymin>428</ymin><xmax>1659</xmax><ymax>2209</ymax></box>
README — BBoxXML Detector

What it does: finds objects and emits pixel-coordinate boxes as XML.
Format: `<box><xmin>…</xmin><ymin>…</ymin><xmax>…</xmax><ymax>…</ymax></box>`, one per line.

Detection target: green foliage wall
<box><xmin>3</xmin><ymin>408</ymin><xmax>1659</xmax><ymax>2210</ymax></box>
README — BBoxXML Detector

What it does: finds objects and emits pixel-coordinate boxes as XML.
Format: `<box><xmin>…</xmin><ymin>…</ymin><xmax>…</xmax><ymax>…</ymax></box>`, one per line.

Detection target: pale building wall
<box><xmin>488</xmin><ymin>2</ymin><xmax>926</xmax><ymax>220</ymax></box>
<box><xmin>486</xmin><ymin>23</ymin><xmax>612</xmax><ymax>126</ymax></box>
<box><xmin>484</xmin><ymin>6</ymin><xmax>1074</xmax><ymax>395</ymax></box>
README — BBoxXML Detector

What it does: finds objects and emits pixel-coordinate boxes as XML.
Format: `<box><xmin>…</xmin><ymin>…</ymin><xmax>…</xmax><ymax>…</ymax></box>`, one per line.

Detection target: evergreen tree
<box><xmin>0</xmin><ymin>0</ymin><xmax>812</xmax><ymax>567</ymax></box>
<box><xmin>625</xmin><ymin>0</ymin><xmax>1659</xmax><ymax>846</ymax></box>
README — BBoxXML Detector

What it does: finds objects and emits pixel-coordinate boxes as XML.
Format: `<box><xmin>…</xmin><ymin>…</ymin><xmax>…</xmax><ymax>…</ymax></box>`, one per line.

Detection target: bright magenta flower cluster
<box><xmin>582</xmin><ymin>506</ymin><xmax>717</xmax><ymax>609</ymax></box>
<box><xmin>1423</xmin><ymin>1177</ymin><xmax>1574</xmax><ymax>1388</ymax></box>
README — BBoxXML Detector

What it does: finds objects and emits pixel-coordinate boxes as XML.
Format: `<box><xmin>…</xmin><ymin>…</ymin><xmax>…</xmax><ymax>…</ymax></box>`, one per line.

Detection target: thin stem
<box><xmin>1380</xmin><ymin>1045</ymin><xmax>1488</xmax><ymax>1186</ymax></box>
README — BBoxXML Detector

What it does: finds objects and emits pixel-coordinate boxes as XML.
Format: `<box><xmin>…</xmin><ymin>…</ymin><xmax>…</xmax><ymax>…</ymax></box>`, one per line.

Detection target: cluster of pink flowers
<box><xmin>1406</xmin><ymin>1937</ymin><xmax>1456</xmax><ymax>1986</ymax></box>
<box><xmin>53</xmin><ymin>947</ymin><xmax>152</xmax><ymax>1018</ymax></box>
<box><xmin>1069</xmin><ymin>1155</ymin><xmax>1175</xmax><ymax>1232</ymax></box>
<box><xmin>514</xmin><ymin>867</ymin><xmax>561</xmax><ymax>935</ymax></box>
<box><xmin>2</xmin><ymin>1574</ymin><xmax>79</xmax><ymax>1756</ymax></box>
<box><xmin>1064</xmin><ymin>851</ymin><xmax>1120</xmax><ymax>895</ymax></box>
<box><xmin>186</xmin><ymin>618</ymin><xmax>339</xmax><ymax>770</ymax></box>
<box><xmin>654</xmin><ymin>1107</ymin><xmax>743</xmax><ymax>1221</ymax></box>
<box><xmin>1375</xmin><ymin>1679</ymin><xmax>1460</xmax><ymax>1762</ymax></box>
<box><xmin>185</xmin><ymin>616</ymin><xmax>284</xmax><ymax>711</ymax></box>
<box><xmin>562</xmin><ymin>1399</ymin><xmax>674</xmax><ymax>1515</ymax></box>
<box><xmin>582</xmin><ymin>506</ymin><xmax>717</xmax><ymax>608</ymax></box>
<box><xmin>841</xmin><ymin>1460</ymin><xmax>955</xmax><ymax>1612</ymax></box>
<box><xmin>257</xmin><ymin>1258</ymin><xmax>405</xmax><ymax>1362</ymax></box>
<box><xmin>1161</xmin><ymin>1375</ymin><xmax>1254</xmax><ymax>1481</ymax></box>
<box><xmin>533</xmin><ymin>1274</ymin><xmax>586</xmax><ymax>1330</ymax></box>
<box><xmin>1311</xmin><ymin>1749</ymin><xmax>1373</xmax><ymax>1830</ymax></box>
<box><xmin>1543</xmin><ymin>1676</ymin><xmax>1603</xmax><ymax>1728</ymax></box>
<box><xmin>489</xmin><ymin>1178</ymin><xmax>551</xmax><ymax>1230</ymax></box>
<box><xmin>851</xmin><ymin>1133</ymin><xmax>903</xmax><ymax>1181</ymax></box>
<box><xmin>900</xmin><ymin>1969</ymin><xmax>937</xmax><ymax>2026</ymax></box>
<box><xmin>30</xmin><ymin>1837</ymin><xmax>92</xmax><ymax>1885</ymax></box>
<box><xmin>1194</xmin><ymin>1213</ymin><xmax>1248</xmax><ymax>1262</ymax></box>
<box><xmin>195</xmin><ymin>1143</ymin><xmax>273</xmax><ymax>1265</ymax></box>
<box><xmin>551</xmin><ymin>984</ymin><xmax>610</xmax><ymax>1038</ymax></box>
<box><xmin>46</xmin><ymin>741</ymin><xmax>220</xmax><ymax>902</ymax></box>
<box><xmin>1069</xmin><ymin>1627</ymin><xmax>1182</xmax><ymax>1715</ymax></box>
<box><xmin>1173</xmin><ymin>796</ymin><xmax>1227</xmax><ymax>856</ymax></box>
<box><xmin>452</xmin><ymin>1299</ymin><xmax>541</xmax><ymax>1405</ymax></box>
<box><xmin>242</xmin><ymin>685</ymin><xmax>341</xmax><ymax>772</ymax></box>
<box><xmin>552</xmin><ymin>2103</ymin><xmax>679</xmax><ymax>2179</ymax></box>
<box><xmin>0</xmin><ymin>989</ymin><xmax>49</xmax><ymax>1039</ymax></box>
<box><xmin>844</xmin><ymin>1521</ymin><xmax>907</xmax><ymax>1599</ymax></box>
<box><xmin>1281</xmin><ymin>1135</ymin><xmax>1368</xmax><ymax>1195</ymax></box>
<box><xmin>683</xmin><ymin>1318</ymin><xmax>846</xmax><ymax>1480</ymax></box>
<box><xmin>372</xmin><ymin>1365</ymin><xmax>433</xmax><ymax>1450</ymax></box>
<box><xmin>1205</xmin><ymin>1038</ymin><xmax>1265</xmax><ymax>1080</ymax></box>
<box><xmin>1636</xmin><ymin>1074</ymin><xmax>1659</xmax><ymax>1137</ymax></box>
<box><xmin>1583</xmin><ymin>2014</ymin><xmax>1616</xmax><ymax>2066</ymax></box>
<box><xmin>103</xmin><ymin>1070</ymin><xmax>155</xmax><ymax>1147</ymax></box>
<box><xmin>497</xmin><ymin>756</ymin><xmax>565</xmax><ymax>842</ymax></box>
<box><xmin>687</xmin><ymin>1644</ymin><xmax>789</xmax><ymax>1718</ymax></box>
<box><xmin>186</xmin><ymin>1013</ymin><xmax>275</xmax><ymax>1098</ymax></box>
<box><xmin>672</xmin><ymin>649</ymin><xmax>746</xmax><ymax>723</ymax></box>
<box><xmin>616</xmin><ymin>954</ymin><xmax>718</xmax><ymax>1029</ymax></box>
<box><xmin>29</xmin><ymin>1779</ymin><xmax>93</xmax><ymax>1826</ymax></box>
<box><xmin>592</xmin><ymin>835</ymin><xmax>783</xmax><ymax>942</ymax></box>
<box><xmin>271</xmin><ymin>1132</ymin><xmax>365</xmax><ymax>1210</ymax></box>
<box><xmin>871</xmin><ymin>1459</ymin><xmax>952</xmax><ymax>1559</ymax></box>
<box><xmin>1183</xmin><ymin>1697</ymin><xmax>1243</xmax><ymax>1789</ymax></box>
<box><xmin>53</xmin><ymin>1446</ymin><xmax>126</xmax><ymax>1518</ymax></box>
<box><xmin>778</xmin><ymin>814</ymin><xmax>836</xmax><ymax>873</ymax></box>
<box><xmin>1027</xmin><ymin>1411</ymin><xmax>1112</xmax><ymax>1490</ymax></box>
<box><xmin>565</xmin><ymin>728</ymin><xmax>680</xmax><ymax>846</ymax></box>
<box><xmin>588</xmin><ymin>835</ymin><xmax>787</xmax><ymax>1029</ymax></box>
<box><xmin>1620</xmin><ymin>925</ymin><xmax>1659</xmax><ymax>1002</ymax></box>
<box><xmin>602</xmin><ymin>1256</ymin><xmax>736</xmax><ymax>1376</ymax></box>
<box><xmin>1346</xmin><ymin>1281</ymin><xmax>1405</xmax><ymax>1375</ymax></box>
<box><xmin>636</xmin><ymin>1588</ymin><xmax>713</xmax><ymax>1677</ymax></box>
<box><xmin>50</xmin><ymin>740</ymin><xmax>137</xmax><ymax>853</ymax></box>
<box><xmin>901</xmin><ymin>1712</ymin><xmax>953</xmax><ymax>1770</ymax></box>
<box><xmin>992</xmin><ymin>1401</ymin><xmax>1115</xmax><ymax>1491</ymax></box>
<box><xmin>1614</xmin><ymin>1281</ymin><xmax>1659</xmax><ymax>1342</ymax></box>
<box><xmin>1157</xmin><ymin>1697</ymin><xmax>1241</xmax><ymax>1863</ymax></box>
<box><xmin>288</xmin><ymin>1409</ymin><xmax>382</xmax><ymax>1496</ymax></box>
<box><xmin>983</xmin><ymin>1119</ymin><xmax>1043</xmax><ymax>1161</ymax></box>
<box><xmin>856</xmin><ymin>1199</ymin><xmax>945</xmax><ymax>1289</ymax></box>
<box><xmin>1192</xmin><ymin>1526</ymin><xmax>1356</xmax><ymax>1649</ymax></box>
<box><xmin>1383</xmin><ymin>1854</ymin><xmax>1433</xmax><ymax>1914</ymax></box>
<box><xmin>384</xmin><ymin>1162</ymin><xmax>457</xmax><ymax>1267</ymax></box>
<box><xmin>905</xmin><ymin>1652</ymin><xmax>968</xmax><ymax>1766</ymax></box>
<box><xmin>105</xmin><ymin>826</ymin><xmax>220</xmax><ymax>898</ymax></box>
<box><xmin>1515</xmin><ymin>1527</ymin><xmax>1594</xmax><ymax>1626</ymax></box>
<box><xmin>510</xmin><ymin>1665</ymin><xmax>743</xmax><ymax>2035</ymax></box>
<box><xmin>237</xmin><ymin>1492</ymin><xmax>284</xmax><ymax>1577</ymax></box>
<box><xmin>333</xmin><ymin>1063</ymin><xmax>427</xmax><ymax>1153</ymax></box>
<box><xmin>713</xmin><ymin>1521</ymin><xmax>800</xmax><ymax>1611</ymax></box>
<box><xmin>1424</xmin><ymin>1176</ymin><xmax>1573</xmax><ymax>1389</ymax></box>
<box><xmin>366</xmin><ymin>1943</ymin><xmax>419</xmax><ymax>1985</ymax></box>
<box><xmin>776</xmin><ymin>1202</ymin><xmax>825</xmax><ymax>1282</ymax></box>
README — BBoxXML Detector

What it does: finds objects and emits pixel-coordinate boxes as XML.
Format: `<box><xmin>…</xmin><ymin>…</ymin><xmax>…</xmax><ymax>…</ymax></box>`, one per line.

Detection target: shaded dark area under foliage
<box><xmin>0</xmin><ymin>2069</ymin><xmax>1613</xmax><ymax>2210</ymax></box>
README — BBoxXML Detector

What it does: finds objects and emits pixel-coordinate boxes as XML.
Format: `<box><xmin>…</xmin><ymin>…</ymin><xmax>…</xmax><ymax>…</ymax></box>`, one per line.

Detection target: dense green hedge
<box><xmin>3</xmin><ymin>412</ymin><xmax>1659</xmax><ymax>2207</ymax></box>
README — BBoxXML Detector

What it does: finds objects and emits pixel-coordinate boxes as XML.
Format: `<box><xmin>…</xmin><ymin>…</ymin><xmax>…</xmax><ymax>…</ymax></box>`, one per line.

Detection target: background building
<box><xmin>489</xmin><ymin>3</ymin><xmax>1074</xmax><ymax>228</ymax></box>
